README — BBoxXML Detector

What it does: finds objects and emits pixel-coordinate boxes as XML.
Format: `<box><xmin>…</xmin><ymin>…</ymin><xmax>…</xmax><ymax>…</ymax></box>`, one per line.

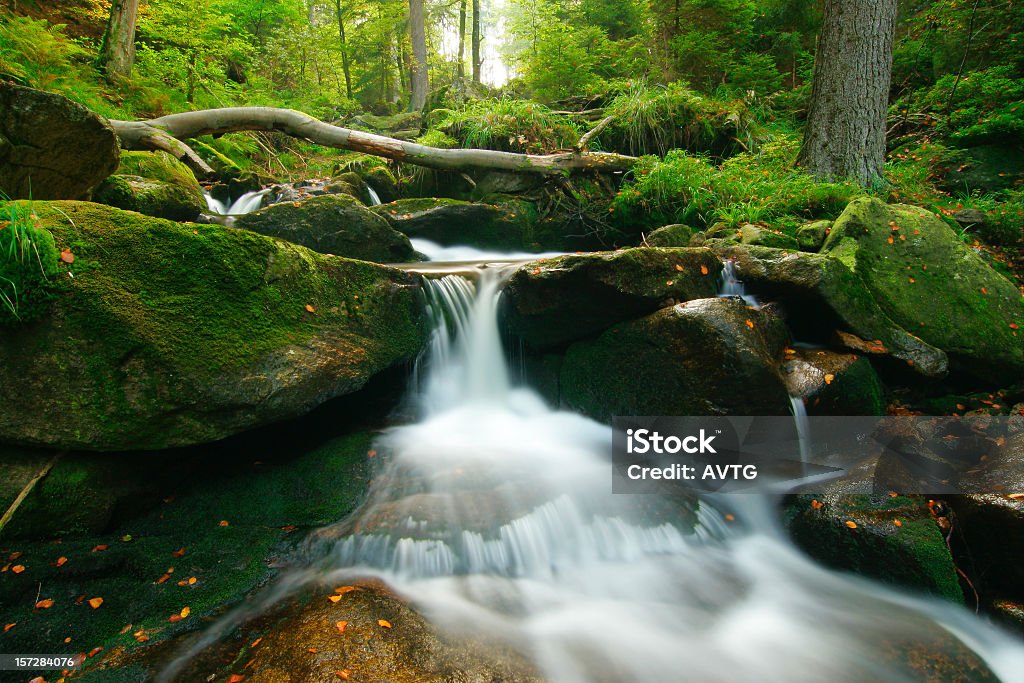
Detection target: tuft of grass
<box><xmin>0</xmin><ymin>201</ymin><xmax>61</xmax><ymax>324</ymax></box>
<box><xmin>430</xmin><ymin>98</ymin><xmax>581</xmax><ymax>154</ymax></box>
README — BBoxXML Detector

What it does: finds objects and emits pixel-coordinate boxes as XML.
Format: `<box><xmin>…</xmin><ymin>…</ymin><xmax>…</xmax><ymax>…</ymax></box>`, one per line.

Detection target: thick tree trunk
<box><xmin>408</xmin><ymin>0</ymin><xmax>429</xmax><ymax>111</ymax></box>
<box><xmin>97</xmin><ymin>0</ymin><xmax>140</xmax><ymax>81</ymax></box>
<box><xmin>796</xmin><ymin>0</ymin><xmax>897</xmax><ymax>186</ymax></box>
<box><xmin>471</xmin><ymin>0</ymin><xmax>482</xmax><ymax>83</ymax></box>
<box><xmin>335</xmin><ymin>0</ymin><xmax>353</xmax><ymax>99</ymax></box>
<box><xmin>109</xmin><ymin>107</ymin><xmax>638</xmax><ymax>177</ymax></box>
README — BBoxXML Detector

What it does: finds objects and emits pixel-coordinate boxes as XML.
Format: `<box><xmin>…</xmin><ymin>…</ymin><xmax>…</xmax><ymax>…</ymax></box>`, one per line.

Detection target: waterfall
<box><xmin>366</xmin><ymin>184</ymin><xmax>383</xmax><ymax>206</ymax></box>
<box><xmin>203</xmin><ymin>189</ymin><xmax>270</xmax><ymax>226</ymax></box>
<box><xmin>718</xmin><ymin>258</ymin><xmax>760</xmax><ymax>308</ymax></box>
<box><xmin>308</xmin><ymin>264</ymin><xmax>1023</xmax><ymax>683</ymax></box>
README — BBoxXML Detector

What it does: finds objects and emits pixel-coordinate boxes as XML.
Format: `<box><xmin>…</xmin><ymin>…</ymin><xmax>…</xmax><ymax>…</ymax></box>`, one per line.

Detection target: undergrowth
<box><xmin>0</xmin><ymin>201</ymin><xmax>61</xmax><ymax>324</ymax></box>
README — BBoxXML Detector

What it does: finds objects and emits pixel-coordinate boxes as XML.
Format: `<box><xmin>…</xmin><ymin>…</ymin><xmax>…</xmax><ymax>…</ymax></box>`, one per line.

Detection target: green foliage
<box><xmin>431</xmin><ymin>98</ymin><xmax>581</xmax><ymax>153</ymax></box>
<box><xmin>612</xmin><ymin>136</ymin><xmax>861</xmax><ymax>233</ymax></box>
<box><xmin>414</xmin><ymin>129</ymin><xmax>459</xmax><ymax>149</ymax></box>
<box><xmin>0</xmin><ymin>202</ymin><xmax>60</xmax><ymax>324</ymax></box>
<box><xmin>922</xmin><ymin>67</ymin><xmax>1024</xmax><ymax>146</ymax></box>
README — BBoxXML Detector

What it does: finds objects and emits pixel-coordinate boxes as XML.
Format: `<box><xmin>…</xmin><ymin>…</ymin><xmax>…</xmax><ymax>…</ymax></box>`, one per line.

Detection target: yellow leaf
<box><xmin>88</xmin><ymin>597</ymin><xmax>104</xmax><ymax>609</ymax></box>
<box><xmin>180</xmin><ymin>606</ymin><xmax>190</xmax><ymax>618</ymax></box>
<box><xmin>337</xmin><ymin>670</ymin><xmax>353</xmax><ymax>680</ymax></box>
<box><xmin>328</xmin><ymin>595</ymin><xmax>342</xmax><ymax>603</ymax></box>
<box><xmin>824</xmin><ymin>373</ymin><xmax>835</xmax><ymax>385</ymax></box>
<box><xmin>845</xmin><ymin>520</ymin><xmax>858</xmax><ymax>529</ymax></box>
<box><xmin>305</xmin><ymin>304</ymin><xmax>316</xmax><ymax>313</ymax></box>
<box><xmin>378</xmin><ymin>619</ymin><xmax>392</xmax><ymax>629</ymax></box>
<box><xmin>336</xmin><ymin>620</ymin><xmax>349</xmax><ymax>633</ymax></box>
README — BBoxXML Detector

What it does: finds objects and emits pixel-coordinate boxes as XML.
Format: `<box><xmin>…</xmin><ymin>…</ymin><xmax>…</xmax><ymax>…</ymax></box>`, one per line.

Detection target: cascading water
<box><xmin>300</xmin><ymin>263</ymin><xmax>1024</xmax><ymax>683</ymax></box>
<box><xmin>203</xmin><ymin>189</ymin><xmax>270</xmax><ymax>226</ymax></box>
<box><xmin>366</xmin><ymin>184</ymin><xmax>383</xmax><ymax>206</ymax></box>
<box><xmin>718</xmin><ymin>258</ymin><xmax>760</xmax><ymax>308</ymax></box>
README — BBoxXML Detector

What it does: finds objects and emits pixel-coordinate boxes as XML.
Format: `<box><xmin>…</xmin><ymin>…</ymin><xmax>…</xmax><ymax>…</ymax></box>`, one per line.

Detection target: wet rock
<box><xmin>0</xmin><ymin>202</ymin><xmax>428</xmax><ymax>450</ymax></box>
<box><xmin>236</xmin><ymin>194</ymin><xmax>416</xmax><ymax>262</ymax></box>
<box><xmin>953</xmin><ymin>208</ymin><xmax>987</xmax><ymax>229</ymax></box>
<box><xmin>782</xmin><ymin>494</ymin><xmax>963</xmax><ymax>602</ymax></box>
<box><xmin>707</xmin><ymin>242</ymin><xmax>949</xmax><ymax>377</ymax></box>
<box><xmin>739</xmin><ymin>224</ymin><xmax>799</xmax><ymax>250</ymax></box>
<box><xmin>645</xmin><ymin>224</ymin><xmax>694</xmax><ymax>247</ymax></box>
<box><xmin>781</xmin><ymin>349</ymin><xmax>885</xmax><ymax>416</ymax></box>
<box><xmin>795</xmin><ymin>220</ymin><xmax>831</xmax><ymax>252</ymax></box>
<box><xmin>372</xmin><ymin>197</ymin><xmax>528</xmax><ymax>251</ymax></box>
<box><xmin>560</xmin><ymin>297</ymin><xmax>791</xmax><ymax>421</ymax></box>
<box><xmin>822</xmin><ymin>197</ymin><xmax>1024</xmax><ymax>383</ymax></box>
<box><xmin>360</xmin><ymin>165</ymin><xmax>400</xmax><ymax>203</ymax></box>
<box><xmin>504</xmin><ymin>248</ymin><xmax>723</xmax><ymax>350</ymax></box>
<box><xmin>94</xmin><ymin>151</ymin><xmax>206</xmax><ymax>221</ymax></box>
<box><xmin>0</xmin><ymin>83</ymin><xmax>120</xmax><ymax>200</ymax></box>
<box><xmin>264</xmin><ymin>174</ymin><xmax>369</xmax><ymax>206</ymax></box>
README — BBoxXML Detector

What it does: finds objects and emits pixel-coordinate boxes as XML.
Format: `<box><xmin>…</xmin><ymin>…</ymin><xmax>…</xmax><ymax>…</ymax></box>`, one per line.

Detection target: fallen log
<box><xmin>109</xmin><ymin>107</ymin><xmax>638</xmax><ymax>178</ymax></box>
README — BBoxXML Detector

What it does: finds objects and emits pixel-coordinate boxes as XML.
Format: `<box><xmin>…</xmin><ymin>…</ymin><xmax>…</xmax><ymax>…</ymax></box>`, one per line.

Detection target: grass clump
<box><xmin>430</xmin><ymin>98</ymin><xmax>581</xmax><ymax>153</ymax></box>
<box><xmin>0</xmin><ymin>201</ymin><xmax>61</xmax><ymax>324</ymax></box>
<box><xmin>612</xmin><ymin>135</ymin><xmax>860</xmax><ymax>234</ymax></box>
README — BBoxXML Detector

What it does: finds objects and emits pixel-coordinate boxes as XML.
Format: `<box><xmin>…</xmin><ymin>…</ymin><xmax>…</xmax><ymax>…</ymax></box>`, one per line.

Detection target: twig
<box><xmin>947</xmin><ymin>0</ymin><xmax>982</xmax><ymax>113</ymax></box>
<box><xmin>0</xmin><ymin>453</ymin><xmax>62</xmax><ymax>533</ymax></box>
<box><xmin>575</xmin><ymin>115</ymin><xmax>615</xmax><ymax>152</ymax></box>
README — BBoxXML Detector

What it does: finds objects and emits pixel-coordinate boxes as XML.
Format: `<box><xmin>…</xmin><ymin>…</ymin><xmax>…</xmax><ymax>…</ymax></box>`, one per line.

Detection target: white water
<box><xmin>308</xmin><ymin>266</ymin><xmax>1024</xmax><ymax>683</ymax></box>
<box><xmin>411</xmin><ymin>237</ymin><xmax>562</xmax><ymax>264</ymax></box>
<box><xmin>366</xmin><ymin>184</ymin><xmax>383</xmax><ymax>206</ymax></box>
<box><xmin>203</xmin><ymin>189</ymin><xmax>269</xmax><ymax>226</ymax></box>
<box><xmin>718</xmin><ymin>258</ymin><xmax>760</xmax><ymax>308</ymax></box>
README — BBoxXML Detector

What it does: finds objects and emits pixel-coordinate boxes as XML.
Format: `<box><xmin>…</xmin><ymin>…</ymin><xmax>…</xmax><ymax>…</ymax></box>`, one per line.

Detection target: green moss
<box><xmin>116</xmin><ymin>151</ymin><xmax>203</xmax><ymax>195</ymax></box>
<box><xmin>0</xmin><ymin>200</ymin><xmax>62</xmax><ymax>324</ymax></box>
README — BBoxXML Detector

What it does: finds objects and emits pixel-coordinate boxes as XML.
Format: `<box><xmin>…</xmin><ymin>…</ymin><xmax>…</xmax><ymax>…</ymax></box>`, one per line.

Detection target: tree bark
<box><xmin>97</xmin><ymin>0</ymin><xmax>140</xmax><ymax>81</ymax></box>
<box><xmin>335</xmin><ymin>0</ymin><xmax>353</xmax><ymax>99</ymax></box>
<box><xmin>796</xmin><ymin>0</ymin><xmax>898</xmax><ymax>186</ymax></box>
<box><xmin>109</xmin><ymin>107</ymin><xmax>638</xmax><ymax>177</ymax></box>
<box><xmin>457</xmin><ymin>0</ymin><xmax>467</xmax><ymax>79</ymax></box>
<box><xmin>408</xmin><ymin>0</ymin><xmax>429</xmax><ymax>111</ymax></box>
<box><xmin>471</xmin><ymin>0</ymin><xmax>482</xmax><ymax>83</ymax></box>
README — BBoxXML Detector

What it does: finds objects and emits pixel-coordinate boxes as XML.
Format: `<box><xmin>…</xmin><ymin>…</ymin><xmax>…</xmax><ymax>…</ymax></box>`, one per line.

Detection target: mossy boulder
<box><xmin>739</xmin><ymin>224</ymin><xmax>799</xmax><ymax>250</ymax></box>
<box><xmin>708</xmin><ymin>242</ymin><xmax>949</xmax><ymax>377</ymax></box>
<box><xmin>504</xmin><ymin>248</ymin><xmax>723</xmax><ymax>350</ymax></box>
<box><xmin>94</xmin><ymin>151</ymin><xmax>206</xmax><ymax>221</ymax></box>
<box><xmin>360</xmin><ymin>165</ymin><xmax>400</xmax><ymax>203</ymax></box>
<box><xmin>823</xmin><ymin>197</ymin><xmax>1024</xmax><ymax>382</ymax></box>
<box><xmin>0</xmin><ymin>83</ymin><xmax>120</xmax><ymax>200</ymax></box>
<box><xmin>371</xmin><ymin>198</ymin><xmax>528</xmax><ymax>251</ymax></box>
<box><xmin>560</xmin><ymin>297</ymin><xmax>792</xmax><ymax>422</ymax></box>
<box><xmin>645</xmin><ymin>224</ymin><xmax>695</xmax><ymax>247</ymax></box>
<box><xmin>795</xmin><ymin>220</ymin><xmax>832</xmax><ymax>252</ymax></box>
<box><xmin>236</xmin><ymin>194</ymin><xmax>416</xmax><ymax>263</ymax></box>
<box><xmin>783</xmin><ymin>494</ymin><xmax>963</xmax><ymax>603</ymax></box>
<box><xmin>0</xmin><ymin>201</ymin><xmax>428</xmax><ymax>450</ymax></box>
<box><xmin>781</xmin><ymin>350</ymin><xmax>885</xmax><ymax>416</ymax></box>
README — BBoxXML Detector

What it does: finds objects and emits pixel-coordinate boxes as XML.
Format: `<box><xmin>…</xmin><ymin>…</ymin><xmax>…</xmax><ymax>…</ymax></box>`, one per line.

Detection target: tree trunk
<box><xmin>408</xmin><ymin>0</ymin><xmax>428</xmax><ymax>111</ymax></box>
<box><xmin>457</xmin><ymin>0</ymin><xmax>467</xmax><ymax>79</ymax></box>
<box><xmin>110</xmin><ymin>107</ymin><xmax>638</xmax><ymax>177</ymax></box>
<box><xmin>796</xmin><ymin>0</ymin><xmax>898</xmax><ymax>186</ymax></box>
<box><xmin>97</xmin><ymin>0</ymin><xmax>140</xmax><ymax>81</ymax></box>
<box><xmin>471</xmin><ymin>0</ymin><xmax>482</xmax><ymax>83</ymax></box>
<box><xmin>335</xmin><ymin>0</ymin><xmax>353</xmax><ymax>99</ymax></box>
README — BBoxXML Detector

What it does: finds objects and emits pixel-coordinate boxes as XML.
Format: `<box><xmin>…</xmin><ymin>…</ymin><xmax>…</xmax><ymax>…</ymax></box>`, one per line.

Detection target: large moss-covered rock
<box><xmin>560</xmin><ymin>297</ymin><xmax>792</xmax><ymax>421</ymax></box>
<box><xmin>783</xmin><ymin>494</ymin><xmax>963</xmax><ymax>603</ymax></box>
<box><xmin>505</xmin><ymin>248</ymin><xmax>723</xmax><ymax>350</ymax></box>
<box><xmin>0</xmin><ymin>202</ymin><xmax>428</xmax><ymax>450</ymax></box>
<box><xmin>93</xmin><ymin>151</ymin><xmax>206</xmax><ymax>220</ymax></box>
<box><xmin>781</xmin><ymin>350</ymin><xmax>885</xmax><ymax>416</ymax></box>
<box><xmin>0</xmin><ymin>83</ymin><xmax>120</xmax><ymax>200</ymax></box>
<box><xmin>236</xmin><ymin>194</ymin><xmax>416</xmax><ymax>262</ymax></box>
<box><xmin>372</xmin><ymin>198</ymin><xmax>528</xmax><ymax>251</ymax></box>
<box><xmin>645</xmin><ymin>224</ymin><xmax>694</xmax><ymax>247</ymax></box>
<box><xmin>708</xmin><ymin>242</ymin><xmax>949</xmax><ymax>377</ymax></box>
<box><xmin>739</xmin><ymin>224</ymin><xmax>799</xmax><ymax>250</ymax></box>
<box><xmin>823</xmin><ymin>197</ymin><xmax>1024</xmax><ymax>382</ymax></box>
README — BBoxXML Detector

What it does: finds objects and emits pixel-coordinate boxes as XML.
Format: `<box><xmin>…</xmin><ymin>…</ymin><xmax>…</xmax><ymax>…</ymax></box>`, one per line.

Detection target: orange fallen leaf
<box><xmin>1011</xmin><ymin>323</ymin><xmax>1020</xmax><ymax>330</ymax></box>
<box><xmin>228</xmin><ymin>675</ymin><xmax>246</xmax><ymax>683</ymax></box>
<box><xmin>219</xmin><ymin>520</ymin><xmax>230</xmax><ymax>527</ymax></box>
<box><xmin>845</xmin><ymin>520</ymin><xmax>858</xmax><ymax>529</ymax></box>
<box><xmin>8</xmin><ymin>551</ymin><xmax>22</xmax><ymax>560</ymax></box>
<box><xmin>908</xmin><ymin>277</ymin><xmax>916</xmax><ymax>283</ymax></box>
<box><xmin>886</xmin><ymin>236</ymin><xmax>894</xmax><ymax>245</ymax></box>
<box><xmin>3</xmin><ymin>623</ymin><xmax>14</xmax><ymax>632</ymax></box>
<box><xmin>187</xmin><ymin>576</ymin><xmax>197</xmax><ymax>585</ymax></box>
<box><xmin>305</xmin><ymin>304</ymin><xmax>315</xmax><ymax>313</ymax></box>
<box><xmin>55</xmin><ymin>556</ymin><xmax>68</xmax><ymax>567</ymax></box>
<box><xmin>723</xmin><ymin>513</ymin><xmax>735</xmax><ymax>522</ymax></box>
<box><xmin>1007</xmin><ymin>493</ymin><xmax>1024</xmax><ymax>500</ymax></box>
<box><xmin>11</xmin><ymin>564</ymin><xmax>25</xmax><ymax>574</ymax></box>
<box><xmin>674</xmin><ymin>264</ymin><xmax>684</xmax><ymax>272</ymax></box>
<box><xmin>250</xmin><ymin>638</ymin><xmax>262</xmax><ymax>648</ymax></box>
<box><xmin>366</xmin><ymin>450</ymin><xmax>377</xmax><ymax>458</ymax></box>
<box><xmin>308</xmin><ymin>648</ymin><xmax>318</xmax><ymax>653</ymax></box>
<box><xmin>335</xmin><ymin>586</ymin><xmax>358</xmax><ymax>595</ymax></box>
<box><xmin>88</xmin><ymin>597</ymin><xmax>104</xmax><ymax>609</ymax></box>
<box><xmin>700</xmin><ymin>264</ymin><xmax>709</xmax><ymax>275</ymax></box>
<box><xmin>180</xmin><ymin>606</ymin><xmax>190</xmax><ymax>618</ymax></box>
<box><xmin>377</xmin><ymin>619</ymin><xmax>392</xmax><ymax>628</ymax></box>
<box><xmin>824</xmin><ymin>373</ymin><xmax>835</xmax><ymax>385</ymax></box>
<box><xmin>894</xmin><ymin>519</ymin><xmax>903</xmax><ymax>527</ymax></box>
<box><xmin>336</xmin><ymin>620</ymin><xmax>349</xmax><ymax>633</ymax></box>
<box><xmin>35</xmin><ymin>599</ymin><xmax>54</xmax><ymax>609</ymax></box>
<box><xmin>811</xmin><ymin>499</ymin><xmax>824</xmax><ymax>510</ymax></box>
<box><xmin>665</xmin><ymin>280</ymin><xmax>674</xmax><ymax>286</ymax></box>
<box><xmin>328</xmin><ymin>595</ymin><xmax>343</xmax><ymax>603</ymax></box>
<box><xmin>60</xmin><ymin>248</ymin><xmax>75</xmax><ymax>264</ymax></box>
<box><xmin>337</xmin><ymin>670</ymin><xmax>353</xmax><ymax>680</ymax></box>
<box><xmin>136</xmin><ymin>633</ymin><xmax>150</xmax><ymax>642</ymax></box>
<box><xmin>168</xmin><ymin>614</ymin><xmax>182</xmax><ymax>623</ymax></box>
<box><xmin>92</xmin><ymin>545</ymin><xmax>109</xmax><ymax>552</ymax></box>
<box><xmin>744</xmin><ymin>319</ymin><xmax>754</xmax><ymax>329</ymax></box>
<box><xmin>89</xmin><ymin>647</ymin><xmax>103</xmax><ymax>657</ymax></box>
<box><xmin>171</xmin><ymin>547</ymin><xmax>187</xmax><ymax>557</ymax></box>
<box><xmin>156</xmin><ymin>573</ymin><xmax>171</xmax><ymax>584</ymax></box>
<box><xmin>64</xmin><ymin>636</ymin><xmax>71</xmax><ymax>643</ymax></box>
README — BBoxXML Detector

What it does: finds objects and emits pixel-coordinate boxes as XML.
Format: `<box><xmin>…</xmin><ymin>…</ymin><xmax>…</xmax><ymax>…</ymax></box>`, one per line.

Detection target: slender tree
<box><xmin>457</xmin><ymin>0</ymin><xmax>467</xmax><ymax>79</ymax></box>
<box><xmin>797</xmin><ymin>0</ymin><xmax>898</xmax><ymax>185</ymax></box>
<box><xmin>408</xmin><ymin>0</ymin><xmax>428</xmax><ymax>110</ymax></box>
<box><xmin>334</xmin><ymin>0</ymin><xmax>353</xmax><ymax>99</ymax></box>
<box><xmin>97</xmin><ymin>0</ymin><xmax>140</xmax><ymax>81</ymax></box>
<box><xmin>471</xmin><ymin>0</ymin><xmax>482</xmax><ymax>83</ymax></box>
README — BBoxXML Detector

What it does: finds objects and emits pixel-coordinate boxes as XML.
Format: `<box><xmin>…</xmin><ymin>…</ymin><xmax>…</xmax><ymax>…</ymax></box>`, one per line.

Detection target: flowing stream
<box><xmin>203</xmin><ymin>189</ymin><xmax>269</xmax><ymax>226</ymax></box>
<box><xmin>162</xmin><ymin>252</ymin><xmax>1024</xmax><ymax>682</ymax></box>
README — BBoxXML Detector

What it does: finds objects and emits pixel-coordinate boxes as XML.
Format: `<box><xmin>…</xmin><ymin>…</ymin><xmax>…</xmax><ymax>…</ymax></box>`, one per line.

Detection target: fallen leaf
<box><xmin>700</xmin><ymin>264</ymin><xmax>709</xmax><ymax>276</ymax></box>
<box><xmin>64</xmin><ymin>636</ymin><xmax>71</xmax><ymax>643</ymax></box>
<box><xmin>811</xmin><ymin>499</ymin><xmax>824</xmax><ymax>510</ymax></box>
<box><xmin>92</xmin><ymin>545</ymin><xmax>109</xmax><ymax>552</ymax></box>
<box><xmin>744</xmin><ymin>319</ymin><xmax>754</xmax><ymax>329</ymax></box>
<box><xmin>56</xmin><ymin>556</ymin><xmax>68</xmax><ymax>567</ymax></box>
<box><xmin>335</xmin><ymin>586</ymin><xmax>358</xmax><ymax>595</ymax></box>
<box><xmin>155</xmin><ymin>573</ymin><xmax>171</xmax><ymax>584</ymax></box>
<box><xmin>894</xmin><ymin>520</ymin><xmax>903</xmax><ymax>528</ymax></box>
<box><xmin>171</xmin><ymin>547</ymin><xmax>187</xmax><ymax>557</ymax></box>
<box><xmin>60</xmin><ymin>248</ymin><xmax>75</xmax><ymax>264</ymax></box>
<box><xmin>3</xmin><ymin>623</ymin><xmax>14</xmax><ymax>632</ymax></box>
<box><xmin>674</xmin><ymin>264</ymin><xmax>684</xmax><ymax>272</ymax></box>
<box><xmin>336</xmin><ymin>620</ymin><xmax>349</xmax><ymax>633</ymax></box>
<box><xmin>11</xmin><ymin>564</ymin><xmax>25</xmax><ymax>574</ymax></box>
<box><xmin>35</xmin><ymin>599</ymin><xmax>54</xmax><ymax>609</ymax></box>
<box><xmin>337</xmin><ymin>670</ymin><xmax>353</xmax><ymax>680</ymax></box>
<box><xmin>886</xmin><ymin>236</ymin><xmax>894</xmax><ymax>245</ymax></box>
<box><xmin>180</xmin><ymin>606</ymin><xmax>190</xmax><ymax>618</ymax></box>
<box><xmin>328</xmin><ymin>595</ymin><xmax>343</xmax><ymax>603</ymax></box>
<box><xmin>136</xmin><ymin>633</ymin><xmax>150</xmax><ymax>642</ymax></box>
<box><xmin>8</xmin><ymin>551</ymin><xmax>22</xmax><ymax>560</ymax></box>
<box><xmin>219</xmin><ymin>520</ymin><xmax>230</xmax><ymax>527</ymax></box>
<box><xmin>908</xmin><ymin>277</ymin><xmax>916</xmax><ymax>283</ymax></box>
<box><xmin>168</xmin><ymin>614</ymin><xmax>182</xmax><ymax>623</ymax></box>
<box><xmin>845</xmin><ymin>520</ymin><xmax>858</xmax><ymax>529</ymax></box>
<box><xmin>1011</xmin><ymin>323</ymin><xmax>1020</xmax><ymax>330</ymax></box>
<box><xmin>188</xmin><ymin>576</ymin><xmax>197</xmax><ymax>585</ymax></box>
<box><xmin>88</xmin><ymin>647</ymin><xmax>103</xmax><ymax>657</ymax></box>
<box><xmin>824</xmin><ymin>373</ymin><xmax>835</xmax><ymax>385</ymax></box>
<box><xmin>366</xmin><ymin>450</ymin><xmax>377</xmax><ymax>458</ymax></box>
<box><xmin>305</xmin><ymin>304</ymin><xmax>315</xmax><ymax>313</ymax></box>
<box><xmin>250</xmin><ymin>638</ymin><xmax>262</xmax><ymax>648</ymax></box>
<box><xmin>88</xmin><ymin>597</ymin><xmax>104</xmax><ymax>609</ymax></box>
<box><xmin>308</xmin><ymin>648</ymin><xmax>318</xmax><ymax>653</ymax></box>
<box><xmin>227</xmin><ymin>675</ymin><xmax>246</xmax><ymax>683</ymax></box>
<box><xmin>723</xmin><ymin>513</ymin><xmax>735</xmax><ymax>522</ymax></box>
<box><xmin>377</xmin><ymin>619</ymin><xmax>392</xmax><ymax>629</ymax></box>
